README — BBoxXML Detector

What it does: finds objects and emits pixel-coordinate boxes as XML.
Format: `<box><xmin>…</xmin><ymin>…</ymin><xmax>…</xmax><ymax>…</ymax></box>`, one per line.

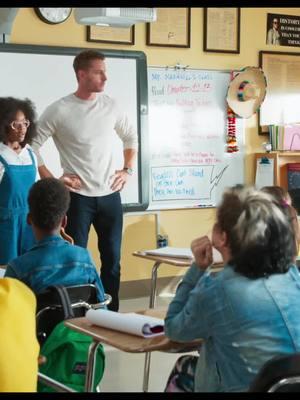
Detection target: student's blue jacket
<box><xmin>165</xmin><ymin>262</ymin><xmax>300</xmax><ymax>392</ymax></box>
<box><xmin>5</xmin><ymin>235</ymin><xmax>105</xmax><ymax>302</ymax></box>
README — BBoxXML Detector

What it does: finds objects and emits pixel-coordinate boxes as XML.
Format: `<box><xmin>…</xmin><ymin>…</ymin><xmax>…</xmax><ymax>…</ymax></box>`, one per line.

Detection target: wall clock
<box><xmin>34</xmin><ymin>8</ymin><xmax>72</xmax><ymax>24</ymax></box>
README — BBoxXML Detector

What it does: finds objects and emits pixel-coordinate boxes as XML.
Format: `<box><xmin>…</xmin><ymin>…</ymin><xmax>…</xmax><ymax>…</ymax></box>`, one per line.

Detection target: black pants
<box><xmin>65</xmin><ymin>191</ymin><xmax>123</xmax><ymax>311</ymax></box>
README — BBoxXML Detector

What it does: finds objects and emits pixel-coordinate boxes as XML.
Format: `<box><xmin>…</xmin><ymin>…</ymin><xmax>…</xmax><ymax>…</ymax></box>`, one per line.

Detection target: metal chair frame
<box><xmin>36</xmin><ymin>284</ymin><xmax>111</xmax><ymax>393</ymax></box>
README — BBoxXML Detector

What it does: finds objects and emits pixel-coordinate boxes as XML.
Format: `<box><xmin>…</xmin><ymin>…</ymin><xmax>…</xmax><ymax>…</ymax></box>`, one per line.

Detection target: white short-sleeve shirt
<box><xmin>0</xmin><ymin>143</ymin><xmax>39</xmax><ymax>183</ymax></box>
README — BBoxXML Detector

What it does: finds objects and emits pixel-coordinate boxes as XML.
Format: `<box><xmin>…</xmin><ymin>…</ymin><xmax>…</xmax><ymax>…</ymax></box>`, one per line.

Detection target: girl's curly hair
<box><xmin>0</xmin><ymin>97</ymin><xmax>37</xmax><ymax>148</ymax></box>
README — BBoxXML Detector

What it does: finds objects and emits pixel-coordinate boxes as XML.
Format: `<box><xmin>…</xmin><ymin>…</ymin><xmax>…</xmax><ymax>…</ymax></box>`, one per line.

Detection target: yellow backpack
<box><xmin>0</xmin><ymin>278</ymin><xmax>40</xmax><ymax>392</ymax></box>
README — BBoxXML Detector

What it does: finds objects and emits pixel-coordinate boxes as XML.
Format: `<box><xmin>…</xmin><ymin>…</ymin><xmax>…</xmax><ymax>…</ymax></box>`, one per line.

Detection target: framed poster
<box><xmin>147</xmin><ymin>8</ymin><xmax>190</xmax><ymax>48</ymax></box>
<box><xmin>87</xmin><ymin>25</ymin><xmax>135</xmax><ymax>45</ymax></box>
<box><xmin>259</xmin><ymin>51</ymin><xmax>300</xmax><ymax>134</ymax></box>
<box><xmin>203</xmin><ymin>8</ymin><xmax>240</xmax><ymax>53</ymax></box>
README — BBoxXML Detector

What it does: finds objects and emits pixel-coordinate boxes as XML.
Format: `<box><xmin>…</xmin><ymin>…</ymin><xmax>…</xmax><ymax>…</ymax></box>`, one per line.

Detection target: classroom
<box><xmin>1</xmin><ymin>6</ymin><xmax>300</xmax><ymax>393</ymax></box>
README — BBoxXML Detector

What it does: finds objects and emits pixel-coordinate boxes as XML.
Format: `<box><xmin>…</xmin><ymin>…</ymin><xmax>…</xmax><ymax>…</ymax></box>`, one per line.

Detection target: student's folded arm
<box><xmin>94</xmin><ymin>274</ymin><xmax>106</xmax><ymax>304</ymax></box>
<box><xmin>87</xmin><ymin>256</ymin><xmax>106</xmax><ymax>304</ymax></box>
<box><xmin>164</xmin><ymin>262</ymin><xmax>209</xmax><ymax>343</ymax></box>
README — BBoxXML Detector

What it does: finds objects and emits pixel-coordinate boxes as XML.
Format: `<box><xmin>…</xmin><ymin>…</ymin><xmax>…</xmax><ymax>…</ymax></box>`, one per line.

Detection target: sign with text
<box><xmin>267</xmin><ymin>13</ymin><xmax>300</xmax><ymax>47</ymax></box>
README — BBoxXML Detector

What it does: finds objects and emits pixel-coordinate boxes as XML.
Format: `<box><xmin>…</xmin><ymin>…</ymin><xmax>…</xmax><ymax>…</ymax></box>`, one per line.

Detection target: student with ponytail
<box><xmin>164</xmin><ymin>186</ymin><xmax>300</xmax><ymax>392</ymax></box>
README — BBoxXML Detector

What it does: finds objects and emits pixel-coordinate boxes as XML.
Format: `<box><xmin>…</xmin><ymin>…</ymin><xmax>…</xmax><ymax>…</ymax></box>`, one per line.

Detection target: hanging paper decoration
<box><xmin>226</xmin><ymin>105</ymin><xmax>239</xmax><ymax>153</ymax></box>
<box><xmin>226</xmin><ymin>70</ymin><xmax>239</xmax><ymax>153</ymax></box>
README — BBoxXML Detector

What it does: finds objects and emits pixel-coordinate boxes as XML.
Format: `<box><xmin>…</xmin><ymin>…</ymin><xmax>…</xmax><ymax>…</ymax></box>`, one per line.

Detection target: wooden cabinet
<box><xmin>255</xmin><ymin>152</ymin><xmax>300</xmax><ymax>189</ymax></box>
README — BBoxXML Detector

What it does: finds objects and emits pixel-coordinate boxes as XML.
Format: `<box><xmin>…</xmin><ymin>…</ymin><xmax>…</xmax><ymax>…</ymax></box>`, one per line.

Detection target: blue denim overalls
<box><xmin>0</xmin><ymin>148</ymin><xmax>36</xmax><ymax>264</ymax></box>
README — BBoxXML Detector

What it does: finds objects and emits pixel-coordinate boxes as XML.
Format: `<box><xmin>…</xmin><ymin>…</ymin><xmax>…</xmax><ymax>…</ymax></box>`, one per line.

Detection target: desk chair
<box><xmin>249</xmin><ymin>353</ymin><xmax>300</xmax><ymax>392</ymax></box>
<box><xmin>36</xmin><ymin>284</ymin><xmax>111</xmax><ymax>392</ymax></box>
<box><xmin>36</xmin><ymin>284</ymin><xmax>111</xmax><ymax>346</ymax></box>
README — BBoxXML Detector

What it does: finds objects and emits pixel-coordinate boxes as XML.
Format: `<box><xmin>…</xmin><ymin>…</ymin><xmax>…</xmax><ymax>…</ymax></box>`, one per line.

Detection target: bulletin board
<box><xmin>147</xmin><ymin>66</ymin><xmax>245</xmax><ymax>210</ymax></box>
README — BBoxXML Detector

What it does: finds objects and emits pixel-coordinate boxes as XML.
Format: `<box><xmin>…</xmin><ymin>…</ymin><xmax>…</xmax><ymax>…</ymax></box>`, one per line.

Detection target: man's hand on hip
<box><xmin>110</xmin><ymin>169</ymin><xmax>130</xmax><ymax>192</ymax></box>
<box><xmin>60</xmin><ymin>173</ymin><xmax>82</xmax><ymax>191</ymax></box>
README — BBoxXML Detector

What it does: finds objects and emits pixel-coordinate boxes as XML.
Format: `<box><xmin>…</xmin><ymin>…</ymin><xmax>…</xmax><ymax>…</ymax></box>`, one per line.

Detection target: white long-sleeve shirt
<box><xmin>0</xmin><ymin>143</ymin><xmax>38</xmax><ymax>183</ymax></box>
<box><xmin>31</xmin><ymin>93</ymin><xmax>138</xmax><ymax>197</ymax></box>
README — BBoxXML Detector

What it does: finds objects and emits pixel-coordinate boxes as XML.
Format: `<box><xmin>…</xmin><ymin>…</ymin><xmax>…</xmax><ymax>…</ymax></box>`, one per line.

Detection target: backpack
<box><xmin>36</xmin><ymin>285</ymin><xmax>105</xmax><ymax>392</ymax></box>
<box><xmin>38</xmin><ymin>320</ymin><xmax>105</xmax><ymax>392</ymax></box>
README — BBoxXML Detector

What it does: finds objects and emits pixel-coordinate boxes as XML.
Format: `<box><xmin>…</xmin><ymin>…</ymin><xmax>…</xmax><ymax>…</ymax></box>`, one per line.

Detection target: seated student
<box><xmin>164</xmin><ymin>186</ymin><xmax>300</xmax><ymax>392</ymax></box>
<box><xmin>5</xmin><ymin>178</ymin><xmax>106</xmax><ymax>302</ymax></box>
<box><xmin>0</xmin><ymin>278</ymin><xmax>39</xmax><ymax>392</ymax></box>
<box><xmin>261</xmin><ymin>185</ymin><xmax>300</xmax><ymax>257</ymax></box>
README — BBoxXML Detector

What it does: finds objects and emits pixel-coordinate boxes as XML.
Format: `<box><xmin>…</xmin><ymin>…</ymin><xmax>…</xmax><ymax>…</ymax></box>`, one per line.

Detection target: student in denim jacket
<box><xmin>5</xmin><ymin>178</ymin><xmax>105</xmax><ymax>302</ymax></box>
<box><xmin>164</xmin><ymin>186</ymin><xmax>300</xmax><ymax>392</ymax></box>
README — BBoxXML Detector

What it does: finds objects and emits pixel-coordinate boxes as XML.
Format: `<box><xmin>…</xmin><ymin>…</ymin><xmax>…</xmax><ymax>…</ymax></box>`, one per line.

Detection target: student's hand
<box><xmin>60</xmin><ymin>174</ymin><xmax>82</xmax><ymax>191</ymax></box>
<box><xmin>110</xmin><ymin>169</ymin><xmax>130</xmax><ymax>192</ymax></box>
<box><xmin>191</xmin><ymin>236</ymin><xmax>213</xmax><ymax>270</ymax></box>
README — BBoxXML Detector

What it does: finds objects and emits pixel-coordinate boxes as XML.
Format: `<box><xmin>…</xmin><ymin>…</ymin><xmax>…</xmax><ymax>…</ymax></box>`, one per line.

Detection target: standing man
<box><xmin>31</xmin><ymin>50</ymin><xmax>138</xmax><ymax>311</ymax></box>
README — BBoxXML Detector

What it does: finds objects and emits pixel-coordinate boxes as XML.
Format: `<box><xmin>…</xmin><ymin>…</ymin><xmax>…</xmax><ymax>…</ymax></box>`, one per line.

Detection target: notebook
<box><xmin>142</xmin><ymin>246</ymin><xmax>223</xmax><ymax>264</ymax></box>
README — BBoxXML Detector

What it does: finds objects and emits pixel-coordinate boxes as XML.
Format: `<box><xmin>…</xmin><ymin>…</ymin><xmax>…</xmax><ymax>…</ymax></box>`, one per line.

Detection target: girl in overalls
<box><xmin>0</xmin><ymin>97</ymin><xmax>38</xmax><ymax>265</ymax></box>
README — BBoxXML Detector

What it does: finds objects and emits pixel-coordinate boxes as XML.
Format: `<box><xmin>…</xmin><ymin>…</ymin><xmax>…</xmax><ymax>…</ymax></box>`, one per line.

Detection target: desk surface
<box><xmin>65</xmin><ymin>308</ymin><xmax>202</xmax><ymax>353</ymax></box>
<box><xmin>133</xmin><ymin>251</ymin><xmax>224</xmax><ymax>272</ymax></box>
<box><xmin>133</xmin><ymin>251</ymin><xmax>192</xmax><ymax>267</ymax></box>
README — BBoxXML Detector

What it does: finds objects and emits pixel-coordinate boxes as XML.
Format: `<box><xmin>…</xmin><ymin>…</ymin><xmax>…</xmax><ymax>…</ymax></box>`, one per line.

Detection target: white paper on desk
<box><xmin>86</xmin><ymin>309</ymin><xmax>165</xmax><ymax>338</ymax></box>
<box><xmin>0</xmin><ymin>269</ymin><xmax>5</xmax><ymax>278</ymax></box>
<box><xmin>255</xmin><ymin>159</ymin><xmax>274</xmax><ymax>189</ymax></box>
<box><xmin>143</xmin><ymin>246</ymin><xmax>223</xmax><ymax>264</ymax></box>
<box><xmin>143</xmin><ymin>246</ymin><xmax>194</xmax><ymax>259</ymax></box>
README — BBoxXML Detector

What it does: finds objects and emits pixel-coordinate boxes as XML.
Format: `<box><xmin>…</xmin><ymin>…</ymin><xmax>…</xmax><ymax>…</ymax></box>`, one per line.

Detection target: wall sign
<box><xmin>267</xmin><ymin>13</ymin><xmax>300</xmax><ymax>47</ymax></box>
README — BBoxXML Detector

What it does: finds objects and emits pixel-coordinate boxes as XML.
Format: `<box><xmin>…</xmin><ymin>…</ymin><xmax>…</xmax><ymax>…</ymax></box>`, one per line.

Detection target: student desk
<box><xmin>133</xmin><ymin>250</ymin><xmax>224</xmax><ymax>308</ymax></box>
<box><xmin>64</xmin><ymin>308</ymin><xmax>202</xmax><ymax>392</ymax></box>
<box><xmin>133</xmin><ymin>250</ymin><xmax>223</xmax><ymax>391</ymax></box>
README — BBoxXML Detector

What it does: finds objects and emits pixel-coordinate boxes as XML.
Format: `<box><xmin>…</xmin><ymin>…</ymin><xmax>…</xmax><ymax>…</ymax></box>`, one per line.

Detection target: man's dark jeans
<box><xmin>65</xmin><ymin>191</ymin><xmax>123</xmax><ymax>311</ymax></box>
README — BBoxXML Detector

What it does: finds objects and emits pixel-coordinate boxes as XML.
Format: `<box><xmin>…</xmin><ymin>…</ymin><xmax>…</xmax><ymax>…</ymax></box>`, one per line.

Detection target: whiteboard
<box><xmin>0</xmin><ymin>44</ymin><xmax>149</xmax><ymax>212</ymax></box>
<box><xmin>147</xmin><ymin>67</ymin><xmax>245</xmax><ymax>210</ymax></box>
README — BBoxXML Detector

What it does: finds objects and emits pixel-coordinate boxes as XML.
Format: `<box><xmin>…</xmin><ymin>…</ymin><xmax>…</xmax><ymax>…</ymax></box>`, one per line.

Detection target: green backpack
<box><xmin>38</xmin><ymin>321</ymin><xmax>105</xmax><ymax>392</ymax></box>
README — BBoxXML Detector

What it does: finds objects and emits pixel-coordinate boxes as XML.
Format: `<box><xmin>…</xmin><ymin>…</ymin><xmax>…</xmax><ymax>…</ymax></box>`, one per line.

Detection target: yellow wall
<box><xmin>9</xmin><ymin>7</ymin><xmax>300</xmax><ymax>281</ymax></box>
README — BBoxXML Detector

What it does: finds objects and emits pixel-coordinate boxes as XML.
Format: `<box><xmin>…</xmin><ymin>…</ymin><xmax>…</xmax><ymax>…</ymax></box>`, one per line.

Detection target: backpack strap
<box><xmin>47</xmin><ymin>285</ymin><xmax>75</xmax><ymax>320</ymax></box>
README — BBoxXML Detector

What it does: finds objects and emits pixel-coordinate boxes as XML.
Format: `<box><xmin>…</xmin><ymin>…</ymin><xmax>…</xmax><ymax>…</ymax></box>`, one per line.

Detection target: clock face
<box><xmin>35</xmin><ymin>8</ymin><xmax>72</xmax><ymax>24</ymax></box>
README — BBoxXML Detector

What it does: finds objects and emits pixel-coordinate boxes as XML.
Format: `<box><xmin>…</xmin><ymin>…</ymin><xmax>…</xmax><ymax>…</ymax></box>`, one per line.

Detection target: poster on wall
<box><xmin>266</xmin><ymin>13</ymin><xmax>300</xmax><ymax>47</ymax></box>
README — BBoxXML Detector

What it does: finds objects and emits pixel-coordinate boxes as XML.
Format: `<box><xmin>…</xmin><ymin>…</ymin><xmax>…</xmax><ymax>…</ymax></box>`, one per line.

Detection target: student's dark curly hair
<box><xmin>0</xmin><ymin>97</ymin><xmax>37</xmax><ymax>148</ymax></box>
<box><xmin>28</xmin><ymin>178</ymin><xmax>70</xmax><ymax>231</ymax></box>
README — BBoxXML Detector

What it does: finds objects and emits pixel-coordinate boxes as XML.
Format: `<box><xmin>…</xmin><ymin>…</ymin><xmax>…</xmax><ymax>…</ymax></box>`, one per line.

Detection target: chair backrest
<box><xmin>36</xmin><ymin>284</ymin><xmax>111</xmax><ymax>346</ymax></box>
<box><xmin>249</xmin><ymin>353</ymin><xmax>300</xmax><ymax>392</ymax></box>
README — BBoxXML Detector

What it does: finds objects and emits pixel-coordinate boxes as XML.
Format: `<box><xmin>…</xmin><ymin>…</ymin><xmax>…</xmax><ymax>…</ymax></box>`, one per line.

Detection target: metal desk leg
<box><xmin>85</xmin><ymin>340</ymin><xmax>100</xmax><ymax>392</ymax></box>
<box><xmin>143</xmin><ymin>261</ymin><xmax>161</xmax><ymax>392</ymax></box>
<box><xmin>149</xmin><ymin>261</ymin><xmax>161</xmax><ymax>308</ymax></box>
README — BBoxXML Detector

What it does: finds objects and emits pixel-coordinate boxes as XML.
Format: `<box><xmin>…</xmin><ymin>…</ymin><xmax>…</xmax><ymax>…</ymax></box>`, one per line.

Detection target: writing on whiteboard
<box><xmin>151</xmin><ymin>165</ymin><xmax>229</xmax><ymax>202</ymax></box>
<box><xmin>147</xmin><ymin>67</ymin><xmax>245</xmax><ymax>209</ymax></box>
